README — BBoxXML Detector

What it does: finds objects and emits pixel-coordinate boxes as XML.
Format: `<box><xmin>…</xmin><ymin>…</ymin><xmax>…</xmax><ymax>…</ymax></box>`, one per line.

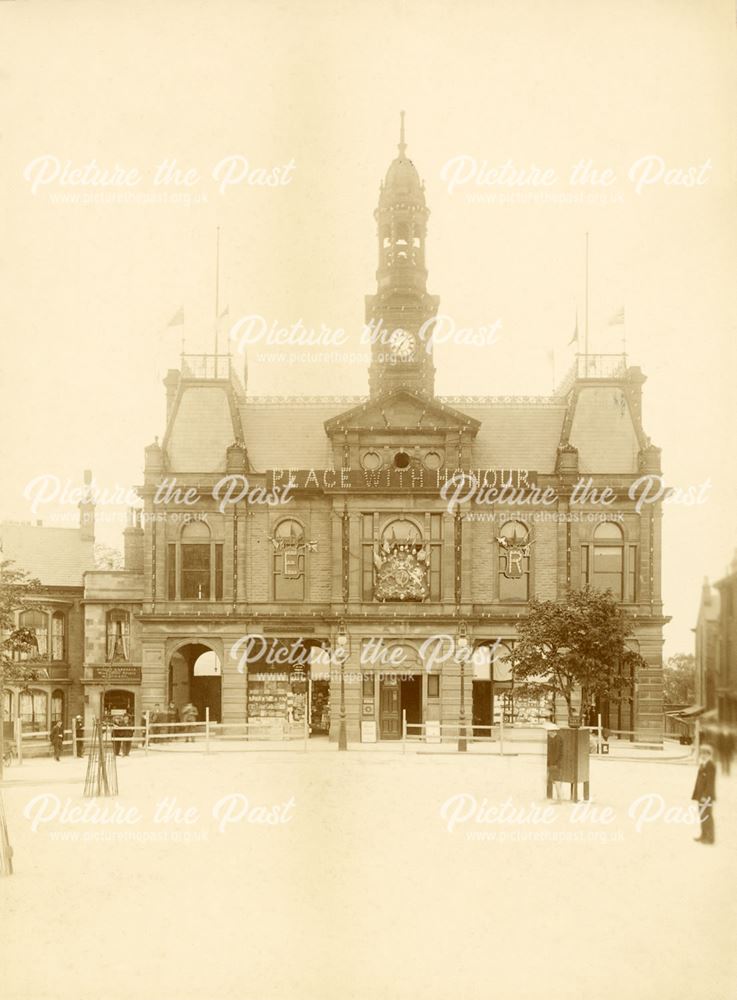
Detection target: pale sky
<box><xmin>1</xmin><ymin>0</ymin><xmax>736</xmax><ymax>657</ymax></box>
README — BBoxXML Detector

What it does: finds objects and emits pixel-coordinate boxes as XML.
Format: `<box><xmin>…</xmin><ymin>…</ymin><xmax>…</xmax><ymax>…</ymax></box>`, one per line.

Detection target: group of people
<box><xmin>106</xmin><ymin>712</ymin><xmax>135</xmax><ymax>756</ymax></box>
<box><xmin>150</xmin><ymin>702</ymin><xmax>199</xmax><ymax>742</ymax></box>
<box><xmin>49</xmin><ymin>716</ymin><xmax>85</xmax><ymax>760</ymax></box>
<box><xmin>47</xmin><ymin>702</ymin><xmax>204</xmax><ymax>759</ymax></box>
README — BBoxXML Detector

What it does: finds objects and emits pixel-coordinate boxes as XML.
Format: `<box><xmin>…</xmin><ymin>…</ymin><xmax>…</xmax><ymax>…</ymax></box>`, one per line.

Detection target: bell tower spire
<box><xmin>366</xmin><ymin>115</ymin><xmax>439</xmax><ymax>398</ymax></box>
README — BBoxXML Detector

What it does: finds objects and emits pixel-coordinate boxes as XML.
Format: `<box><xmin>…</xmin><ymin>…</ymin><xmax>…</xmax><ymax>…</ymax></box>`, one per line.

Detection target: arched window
<box><xmin>592</xmin><ymin>521</ymin><xmax>624</xmax><ymax>599</ymax></box>
<box><xmin>106</xmin><ymin>610</ymin><xmax>130</xmax><ymax>661</ymax></box>
<box><xmin>18</xmin><ymin>609</ymin><xmax>48</xmax><ymax>659</ymax></box>
<box><xmin>51</xmin><ymin>689</ymin><xmax>65</xmax><ymax>726</ymax></box>
<box><xmin>19</xmin><ymin>689</ymin><xmax>48</xmax><ymax>733</ymax></box>
<box><xmin>381</xmin><ymin>517</ymin><xmax>424</xmax><ymax>548</ymax></box>
<box><xmin>273</xmin><ymin>519</ymin><xmax>306</xmax><ymax>601</ymax></box>
<box><xmin>51</xmin><ymin>612</ymin><xmax>65</xmax><ymax>661</ymax></box>
<box><xmin>180</xmin><ymin>520</ymin><xmax>211</xmax><ymax>600</ymax></box>
<box><xmin>498</xmin><ymin>521</ymin><xmax>531</xmax><ymax>601</ymax></box>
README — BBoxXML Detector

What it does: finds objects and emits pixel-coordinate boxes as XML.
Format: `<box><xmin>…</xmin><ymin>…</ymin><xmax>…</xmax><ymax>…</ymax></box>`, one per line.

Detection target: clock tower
<box><xmin>366</xmin><ymin>113</ymin><xmax>439</xmax><ymax>398</ymax></box>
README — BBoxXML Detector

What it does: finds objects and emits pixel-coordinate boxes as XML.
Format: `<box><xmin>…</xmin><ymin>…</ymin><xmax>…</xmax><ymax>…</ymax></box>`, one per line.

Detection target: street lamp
<box><xmin>456</xmin><ymin>621</ymin><xmax>470</xmax><ymax>752</ymax></box>
<box><xmin>336</xmin><ymin>620</ymin><xmax>349</xmax><ymax>751</ymax></box>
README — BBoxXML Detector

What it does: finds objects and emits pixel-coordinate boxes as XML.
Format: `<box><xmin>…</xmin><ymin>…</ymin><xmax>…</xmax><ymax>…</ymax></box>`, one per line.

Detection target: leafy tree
<box><xmin>507</xmin><ymin>587</ymin><xmax>644</xmax><ymax>722</ymax></box>
<box><xmin>94</xmin><ymin>544</ymin><xmax>123</xmax><ymax>570</ymax></box>
<box><xmin>1</xmin><ymin>560</ymin><xmax>44</xmax><ymax>778</ymax></box>
<box><xmin>663</xmin><ymin>653</ymin><xmax>695</xmax><ymax>706</ymax></box>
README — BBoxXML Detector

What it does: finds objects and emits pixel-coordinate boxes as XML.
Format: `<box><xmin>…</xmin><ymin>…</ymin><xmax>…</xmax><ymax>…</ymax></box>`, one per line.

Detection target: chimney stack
<box><xmin>123</xmin><ymin>508</ymin><xmax>144</xmax><ymax>572</ymax></box>
<box><xmin>78</xmin><ymin>469</ymin><xmax>95</xmax><ymax>543</ymax></box>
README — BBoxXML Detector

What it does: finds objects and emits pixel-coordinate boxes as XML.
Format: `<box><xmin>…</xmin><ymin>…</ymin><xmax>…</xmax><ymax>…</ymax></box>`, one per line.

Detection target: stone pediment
<box><xmin>324</xmin><ymin>389</ymin><xmax>480</xmax><ymax>437</ymax></box>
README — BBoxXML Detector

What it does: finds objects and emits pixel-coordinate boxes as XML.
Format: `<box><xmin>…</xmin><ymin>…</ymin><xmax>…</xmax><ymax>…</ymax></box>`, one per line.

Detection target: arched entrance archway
<box><xmin>168</xmin><ymin>643</ymin><xmax>222</xmax><ymax>724</ymax></box>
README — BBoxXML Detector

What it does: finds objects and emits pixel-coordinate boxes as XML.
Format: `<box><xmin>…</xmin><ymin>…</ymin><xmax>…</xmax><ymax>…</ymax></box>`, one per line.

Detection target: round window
<box><xmin>361</xmin><ymin>451</ymin><xmax>382</xmax><ymax>471</ymax></box>
<box><xmin>424</xmin><ymin>450</ymin><xmax>443</xmax><ymax>470</ymax></box>
<box><xmin>393</xmin><ymin>451</ymin><xmax>411</xmax><ymax>470</ymax></box>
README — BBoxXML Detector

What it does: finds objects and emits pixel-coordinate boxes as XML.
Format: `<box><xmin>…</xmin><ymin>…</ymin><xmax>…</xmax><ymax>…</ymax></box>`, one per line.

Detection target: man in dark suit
<box><xmin>546</xmin><ymin>727</ymin><xmax>564</xmax><ymax>801</ymax></box>
<box><xmin>74</xmin><ymin>715</ymin><xmax>84</xmax><ymax>757</ymax></box>
<box><xmin>50</xmin><ymin>720</ymin><xmax>64</xmax><ymax>761</ymax></box>
<box><xmin>692</xmin><ymin>744</ymin><xmax>717</xmax><ymax>844</ymax></box>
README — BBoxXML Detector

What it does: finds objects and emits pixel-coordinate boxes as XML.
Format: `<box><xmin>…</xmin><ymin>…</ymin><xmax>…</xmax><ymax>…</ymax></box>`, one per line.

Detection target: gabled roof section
<box><xmin>324</xmin><ymin>388</ymin><xmax>481</xmax><ymax>436</ymax></box>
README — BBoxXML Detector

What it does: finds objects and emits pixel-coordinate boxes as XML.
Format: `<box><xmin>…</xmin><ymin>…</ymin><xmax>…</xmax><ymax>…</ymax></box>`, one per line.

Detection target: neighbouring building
<box><xmin>1</xmin><ymin>488</ymin><xmax>96</xmax><ymax>735</ymax></box>
<box><xmin>713</xmin><ymin>553</ymin><xmax>737</xmax><ymax>724</ymax></box>
<box><xmin>694</xmin><ymin>577</ymin><xmax>719</xmax><ymax>713</ymax></box>
<box><xmin>83</xmin><ymin>124</ymin><xmax>667</xmax><ymax>743</ymax></box>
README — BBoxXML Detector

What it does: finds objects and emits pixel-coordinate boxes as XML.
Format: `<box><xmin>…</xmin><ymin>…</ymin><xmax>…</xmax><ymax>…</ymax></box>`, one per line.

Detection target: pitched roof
<box><xmin>450</xmin><ymin>400</ymin><xmax>567</xmax><ymax>473</ymax></box>
<box><xmin>0</xmin><ymin>522</ymin><xmax>95</xmax><ymax>587</ymax></box>
<box><xmin>241</xmin><ymin>399</ymin><xmax>351</xmax><ymax>470</ymax></box>
<box><xmin>237</xmin><ymin>395</ymin><xmax>566</xmax><ymax>473</ymax></box>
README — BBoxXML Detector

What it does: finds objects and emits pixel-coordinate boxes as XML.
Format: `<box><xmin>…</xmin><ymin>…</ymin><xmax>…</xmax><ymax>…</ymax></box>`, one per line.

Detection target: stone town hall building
<box><xmin>81</xmin><ymin>129</ymin><xmax>666</xmax><ymax>743</ymax></box>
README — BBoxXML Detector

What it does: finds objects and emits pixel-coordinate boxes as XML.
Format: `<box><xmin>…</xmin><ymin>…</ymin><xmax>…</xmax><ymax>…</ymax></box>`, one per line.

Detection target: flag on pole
<box><xmin>608</xmin><ymin>307</ymin><xmax>625</xmax><ymax>326</ymax></box>
<box><xmin>167</xmin><ymin>307</ymin><xmax>184</xmax><ymax>328</ymax></box>
<box><xmin>568</xmin><ymin>309</ymin><xmax>579</xmax><ymax>346</ymax></box>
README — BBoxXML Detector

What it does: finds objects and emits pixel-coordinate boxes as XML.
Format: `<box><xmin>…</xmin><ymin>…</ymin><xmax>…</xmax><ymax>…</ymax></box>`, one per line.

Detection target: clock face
<box><xmin>389</xmin><ymin>328</ymin><xmax>415</xmax><ymax>361</ymax></box>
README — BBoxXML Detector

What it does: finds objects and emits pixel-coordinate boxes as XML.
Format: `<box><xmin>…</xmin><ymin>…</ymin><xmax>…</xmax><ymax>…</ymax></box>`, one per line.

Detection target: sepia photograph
<box><xmin>0</xmin><ymin>2</ymin><xmax>735</xmax><ymax>999</ymax></box>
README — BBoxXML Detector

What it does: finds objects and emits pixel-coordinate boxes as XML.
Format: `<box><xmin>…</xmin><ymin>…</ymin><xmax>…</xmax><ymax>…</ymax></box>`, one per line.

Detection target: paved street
<box><xmin>2</xmin><ymin>750</ymin><xmax>734</xmax><ymax>1000</ymax></box>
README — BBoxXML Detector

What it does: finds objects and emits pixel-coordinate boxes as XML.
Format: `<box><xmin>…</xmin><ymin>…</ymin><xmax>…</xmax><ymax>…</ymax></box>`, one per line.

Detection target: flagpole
<box><xmin>584</xmin><ymin>231</ymin><xmax>589</xmax><ymax>376</ymax></box>
<box><xmin>214</xmin><ymin>227</ymin><xmax>220</xmax><ymax>358</ymax></box>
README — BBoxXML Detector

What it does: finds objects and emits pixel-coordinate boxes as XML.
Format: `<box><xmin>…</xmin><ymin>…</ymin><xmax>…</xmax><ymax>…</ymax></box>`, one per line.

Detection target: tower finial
<box><xmin>398</xmin><ymin>110</ymin><xmax>406</xmax><ymax>157</ymax></box>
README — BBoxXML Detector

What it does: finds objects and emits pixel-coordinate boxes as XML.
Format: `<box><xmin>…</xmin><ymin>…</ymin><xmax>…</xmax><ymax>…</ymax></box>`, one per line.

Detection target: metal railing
<box><xmin>180</xmin><ymin>354</ymin><xmax>231</xmax><ymax>380</ymax></box>
<box><xmin>556</xmin><ymin>353</ymin><xmax>628</xmax><ymax>394</ymax></box>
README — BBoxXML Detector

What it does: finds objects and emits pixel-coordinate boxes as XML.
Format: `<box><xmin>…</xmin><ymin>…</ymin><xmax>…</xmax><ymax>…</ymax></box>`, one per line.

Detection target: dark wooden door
<box><xmin>380</xmin><ymin>679</ymin><xmax>401</xmax><ymax>739</ymax></box>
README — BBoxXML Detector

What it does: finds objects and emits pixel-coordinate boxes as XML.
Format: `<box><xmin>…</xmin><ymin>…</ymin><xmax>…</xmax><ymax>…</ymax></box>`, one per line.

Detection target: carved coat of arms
<box><xmin>373</xmin><ymin>541</ymin><xmax>429</xmax><ymax>601</ymax></box>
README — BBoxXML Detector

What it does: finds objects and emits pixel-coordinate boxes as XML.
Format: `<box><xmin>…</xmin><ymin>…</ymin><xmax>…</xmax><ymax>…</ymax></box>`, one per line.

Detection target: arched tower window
<box><xmin>592</xmin><ymin>522</ymin><xmax>624</xmax><ymax>599</ymax></box>
<box><xmin>180</xmin><ymin>520</ymin><xmax>211</xmax><ymax>600</ymax></box>
<box><xmin>581</xmin><ymin>521</ymin><xmax>638</xmax><ymax>603</ymax></box>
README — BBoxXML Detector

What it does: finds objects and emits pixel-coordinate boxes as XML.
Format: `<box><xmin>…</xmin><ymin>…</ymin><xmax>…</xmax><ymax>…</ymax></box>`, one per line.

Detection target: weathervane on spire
<box><xmin>398</xmin><ymin>110</ymin><xmax>407</xmax><ymax>157</ymax></box>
